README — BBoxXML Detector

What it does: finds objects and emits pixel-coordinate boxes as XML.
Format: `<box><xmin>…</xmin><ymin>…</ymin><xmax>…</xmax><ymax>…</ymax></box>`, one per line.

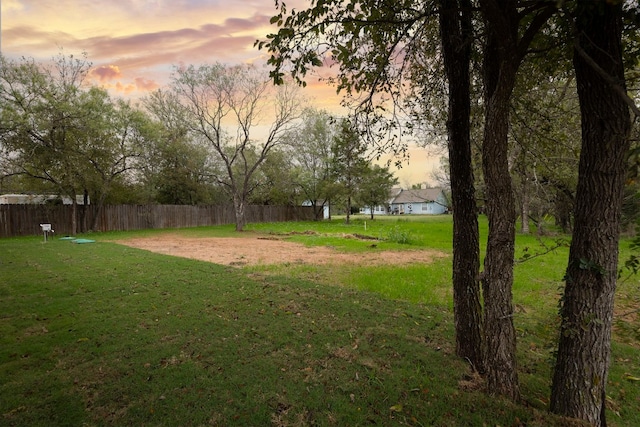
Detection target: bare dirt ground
<box><xmin>116</xmin><ymin>234</ymin><xmax>447</xmax><ymax>267</ymax></box>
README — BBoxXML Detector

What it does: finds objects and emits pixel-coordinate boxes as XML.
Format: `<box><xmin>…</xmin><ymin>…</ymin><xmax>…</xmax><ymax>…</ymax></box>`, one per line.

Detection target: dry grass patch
<box><xmin>116</xmin><ymin>234</ymin><xmax>447</xmax><ymax>267</ymax></box>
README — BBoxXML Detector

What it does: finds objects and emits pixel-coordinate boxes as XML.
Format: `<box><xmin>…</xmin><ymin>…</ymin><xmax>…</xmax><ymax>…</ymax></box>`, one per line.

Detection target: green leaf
<box><xmin>389</xmin><ymin>404</ymin><xmax>403</xmax><ymax>412</ymax></box>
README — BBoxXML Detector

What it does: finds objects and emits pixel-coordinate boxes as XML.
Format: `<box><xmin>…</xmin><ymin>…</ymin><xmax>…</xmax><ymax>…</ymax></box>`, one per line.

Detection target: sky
<box><xmin>1</xmin><ymin>0</ymin><xmax>442</xmax><ymax>186</ymax></box>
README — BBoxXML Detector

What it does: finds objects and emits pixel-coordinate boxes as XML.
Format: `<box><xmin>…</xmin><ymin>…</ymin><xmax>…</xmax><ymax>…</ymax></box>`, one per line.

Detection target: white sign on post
<box><xmin>40</xmin><ymin>223</ymin><xmax>53</xmax><ymax>242</ymax></box>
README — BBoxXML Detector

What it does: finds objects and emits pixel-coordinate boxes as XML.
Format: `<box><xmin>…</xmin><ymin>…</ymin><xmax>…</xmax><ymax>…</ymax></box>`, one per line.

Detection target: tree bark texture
<box><xmin>520</xmin><ymin>172</ymin><xmax>530</xmax><ymax>234</ymax></box>
<box><xmin>233</xmin><ymin>194</ymin><xmax>246</xmax><ymax>232</ymax></box>
<box><xmin>481</xmin><ymin>85</ymin><xmax>519</xmax><ymax>400</ymax></box>
<box><xmin>345</xmin><ymin>195</ymin><xmax>351</xmax><ymax>224</ymax></box>
<box><xmin>71</xmin><ymin>199</ymin><xmax>78</xmax><ymax>236</ymax></box>
<box><xmin>439</xmin><ymin>0</ymin><xmax>484</xmax><ymax>372</ymax></box>
<box><xmin>479</xmin><ymin>0</ymin><xmax>520</xmax><ymax>400</ymax></box>
<box><xmin>550</xmin><ymin>2</ymin><xmax>631</xmax><ymax>425</ymax></box>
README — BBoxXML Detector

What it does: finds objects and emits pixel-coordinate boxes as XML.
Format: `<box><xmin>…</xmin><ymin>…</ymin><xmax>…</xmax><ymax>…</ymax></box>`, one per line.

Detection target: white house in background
<box><xmin>0</xmin><ymin>194</ymin><xmax>89</xmax><ymax>205</ymax></box>
<box><xmin>390</xmin><ymin>188</ymin><xmax>448</xmax><ymax>214</ymax></box>
<box><xmin>360</xmin><ymin>187</ymin><xmax>449</xmax><ymax>216</ymax></box>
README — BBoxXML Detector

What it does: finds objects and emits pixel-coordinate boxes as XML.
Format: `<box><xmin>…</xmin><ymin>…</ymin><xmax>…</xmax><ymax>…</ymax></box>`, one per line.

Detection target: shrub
<box><xmin>386</xmin><ymin>225</ymin><xmax>412</xmax><ymax>244</ymax></box>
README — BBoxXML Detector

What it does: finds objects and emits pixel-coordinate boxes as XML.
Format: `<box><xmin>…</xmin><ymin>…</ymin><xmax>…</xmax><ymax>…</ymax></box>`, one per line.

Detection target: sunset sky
<box><xmin>1</xmin><ymin>0</ymin><xmax>442</xmax><ymax>185</ymax></box>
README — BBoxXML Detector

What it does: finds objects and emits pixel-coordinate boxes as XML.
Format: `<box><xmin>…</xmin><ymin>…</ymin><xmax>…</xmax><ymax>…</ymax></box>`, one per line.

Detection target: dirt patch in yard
<box><xmin>116</xmin><ymin>234</ymin><xmax>447</xmax><ymax>267</ymax></box>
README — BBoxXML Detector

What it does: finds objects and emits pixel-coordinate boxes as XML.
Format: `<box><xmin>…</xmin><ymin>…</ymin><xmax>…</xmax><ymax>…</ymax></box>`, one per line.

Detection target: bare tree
<box><xmin>169</xmin><ymin>63</ymin><xmax>303</xmax><ymax>231</ymax></box>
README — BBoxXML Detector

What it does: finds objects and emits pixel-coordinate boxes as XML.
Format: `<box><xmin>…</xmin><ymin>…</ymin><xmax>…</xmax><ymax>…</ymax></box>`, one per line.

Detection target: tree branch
<box><xmin>573</xmin><ymin>40</ymin><xmax>640</xmax><ymax>118</ymax></box>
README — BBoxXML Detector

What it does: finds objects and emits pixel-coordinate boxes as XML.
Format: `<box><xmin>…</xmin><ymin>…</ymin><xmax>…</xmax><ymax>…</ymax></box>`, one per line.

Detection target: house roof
<box><xmin>387</xmin><ymin>187</ymin><xmax>403</xmax><ymax>201</ymax></box>
<box><xmin>391</xmin><ymin>188</ymin><xmax>444</xmax><ymax>204</ymax></box>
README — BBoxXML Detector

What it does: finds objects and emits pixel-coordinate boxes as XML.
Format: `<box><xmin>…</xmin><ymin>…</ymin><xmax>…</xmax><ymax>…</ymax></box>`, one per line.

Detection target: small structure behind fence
<box><xmin>0</xmin><ymin>204</ymin><xmax>316</xmax><ymax>238</ymax></box>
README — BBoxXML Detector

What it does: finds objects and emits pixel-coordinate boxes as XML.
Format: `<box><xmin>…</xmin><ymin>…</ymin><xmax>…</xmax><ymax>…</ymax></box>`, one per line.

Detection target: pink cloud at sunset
<box><xmin>0</xmin><ymin>1</ymin><xmax>350</xmax><ymax>114</ymax></box>
<box><xmin>134</xmin><ymin>77</ymin><xmax>161</xmax><ymax>92</ymax></box>
<box><xmin>1</xmin><ymin>1</ymin><xmax>288</xmax><ymax>97</ymax></box>
<box><xmin>89</xmin><ymin>65</ymin><xmax>123</xmax><ymax>82</ymax></box>
<box><xmin>0</xmin><ymin>0</ymin><xmax>437</xmax><ymax>184</ymax></box>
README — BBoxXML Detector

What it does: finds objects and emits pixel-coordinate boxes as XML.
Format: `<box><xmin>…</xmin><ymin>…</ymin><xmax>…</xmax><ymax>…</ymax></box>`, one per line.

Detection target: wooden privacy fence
<box><xmin>0</xmin><ymin>204</ymin><xmax>316</xmax><ymax>238</ymax></box>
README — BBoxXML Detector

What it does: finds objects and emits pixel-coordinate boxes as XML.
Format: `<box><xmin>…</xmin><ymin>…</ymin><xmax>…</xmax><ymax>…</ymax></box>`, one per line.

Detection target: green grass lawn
<box><xmin>1</xmin><ymin>215</ymin><xmax>638</xmax><ymax>426</ymax></box>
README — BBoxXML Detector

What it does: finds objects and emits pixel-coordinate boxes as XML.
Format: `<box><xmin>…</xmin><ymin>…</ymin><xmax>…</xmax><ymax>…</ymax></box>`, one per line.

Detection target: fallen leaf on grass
<box><xmin>389</xmin><ymin>404</ymin><xmax>403</xmax><ymax>413</ymax></box>
<box><xmin>624</xmin><ymin>373</ymin><xmax>640</xmax><ymax>381</ymax></box>
<box><xmin>3</xmin><ymin>405</ymin><xmax>27</xmax><ymax>417</ymax></box>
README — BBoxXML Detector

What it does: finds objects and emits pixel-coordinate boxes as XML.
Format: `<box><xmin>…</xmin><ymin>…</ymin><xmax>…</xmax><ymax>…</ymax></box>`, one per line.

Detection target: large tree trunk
<box><xmin>550</xmin><ymin>2</ymin><xmax>631</xmax><ymax>425</ymax></box>
<box><xmin>480</xmin><ymin>2</ymin><xmax>520</xmax><ymax>400</ymax></box>
<box><xmin>481</xmin><ymin>83</ymin><xmax>519</xmax><ymax>400</ymax></box>
<box><xmin>70</xmin><ymin>198</ymin><xmax>78</xmax><ymax>236</ymax></box>
<box><xmin>478</xmin><ymin>0</ymin><xmax>556</xmax><ymax>400</ymax></box>
<box><xmin>439</xmin><ymin>0</ymin><xmax>484</xmax><ymax>372</ymax></box>
<box><xmin>90</xmin><ymin>189</ymin><xmax>109</xmax><ymax>232</ymax></box>
<box><xmin>345</xmin><ymin>195</ymin><xmax>351</xmax><ymax>224</ymax></box>
<box><xmin>233</xmin><ymin>194</ymin><xmax>247</xmax><ymax>232</ymax></box>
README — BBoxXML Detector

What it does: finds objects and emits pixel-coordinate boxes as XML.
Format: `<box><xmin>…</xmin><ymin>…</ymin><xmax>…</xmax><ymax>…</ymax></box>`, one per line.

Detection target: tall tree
<box><xmin>0</xmin><ymin>54</ymin><xmax>146</xmax><ymax>234</ymax></box>
<box><xmin>79</xmin><ymin>93</ymin><xmax>149</xmax><ymax>231</ymax></box>
<box><xmin>331</xmin><ymin>119</ymin><xmax>369</xmax><ymax>224</ymax></box>
<box><xmin>477</xmin><ymin>0</ymin><xmax>557</xmax><ymax>399</ymax></box>
<box><xmin>550</xmin><ymin>1</ymin><xmax>633</xmax><ymax>424</ymax></box>
<box><xmin>167</xmin><ymin>63</ymin><xmax>303</xmax><ymax>231</ymax></box>
<box><xmin>438</xmin><ymin>0</ymin><xmax>484</xmax><ymax>371</ymax></box>
<box><xmin>284</xmin><ymin>108</ymin><xmax>337</xmax><ymax>220</ymax></box>
<box><xmin>0</xmin><ymin>53</ymin><xmax>142</xmax><ymax>234</ymax></box>
<box><xmin>0</xmin><ymin>53</ymin><xmax>90</xmax><ymax>234</ymax></box>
